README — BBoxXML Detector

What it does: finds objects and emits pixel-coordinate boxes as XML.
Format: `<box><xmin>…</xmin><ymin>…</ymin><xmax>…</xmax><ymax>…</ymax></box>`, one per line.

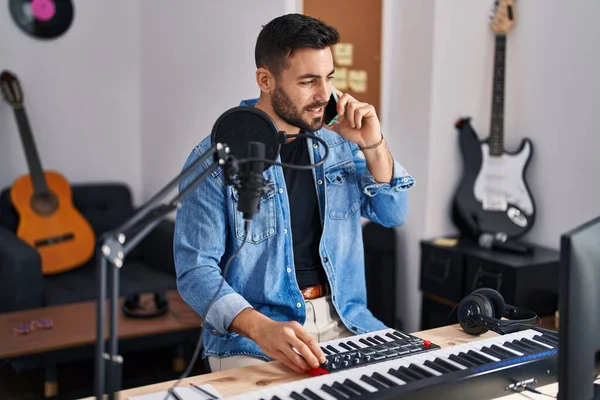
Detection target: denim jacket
<box><xmin>173</xmin><ymin>99</ymin><xmax>415</xmax><ymax>360</ymax></box>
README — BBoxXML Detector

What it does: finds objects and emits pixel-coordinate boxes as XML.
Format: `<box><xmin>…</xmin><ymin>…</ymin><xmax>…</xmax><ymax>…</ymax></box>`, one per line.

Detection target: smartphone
<box><xmin>323</xmin><ymin>90</ymin><xmax>340</xmax><ymax>126</ymax></box>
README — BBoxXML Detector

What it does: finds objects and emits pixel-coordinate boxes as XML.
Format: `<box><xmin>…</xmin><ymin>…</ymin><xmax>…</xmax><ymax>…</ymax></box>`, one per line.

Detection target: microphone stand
<box><xmin>94</xmin><ymin>143</ymin><xmax>231</xmax><ymax>400</ymax></box>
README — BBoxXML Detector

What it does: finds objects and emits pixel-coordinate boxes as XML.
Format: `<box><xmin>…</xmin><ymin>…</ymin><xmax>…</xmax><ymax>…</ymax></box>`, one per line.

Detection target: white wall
<box><xmin>140</xmin><ymin>0</ymin><xmax>299</xmax><ymax>202</ymax></box>
<box><xmin>0</xmin><ymin>1</ymin><xmax>142</xmax><ymax>203</ymax></box>
<box><xmin>386</xmin><ymin>0</ymin><xmax>600</xmax><ymax>332</ymax></box>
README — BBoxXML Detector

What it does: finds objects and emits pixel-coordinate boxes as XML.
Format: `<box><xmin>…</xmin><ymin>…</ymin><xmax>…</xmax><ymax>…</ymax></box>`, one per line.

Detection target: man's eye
<box><xmin>300</xmin><ymin>81</ymin><xmax>314</xmax><ymax>86</ymax></box>
<box><xmin>327</xmin><ymin>76</ymin><xmax>335</xmax><ymax>81</ymax></box>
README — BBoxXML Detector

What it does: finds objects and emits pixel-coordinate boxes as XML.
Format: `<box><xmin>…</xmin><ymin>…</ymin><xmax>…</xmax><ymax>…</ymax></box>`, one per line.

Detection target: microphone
<box><xmin>478</xmin><ymin>232</ymin><xmax>531</xmax><ymax>254</ymax></box>
<box><xmin>211</xmin><ymin>106</ymin><xmax>285</xmax><ymax>171</ymax></box>
<box><xmin>237</xmin><ymin>141</ymin><xmax>266</xmax><ymax>221</ymax></box>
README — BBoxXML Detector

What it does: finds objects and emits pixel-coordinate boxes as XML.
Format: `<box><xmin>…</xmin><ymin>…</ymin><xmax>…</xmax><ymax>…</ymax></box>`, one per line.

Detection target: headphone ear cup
<box><xmin>458</xmin><ymin>293</ymin><xmax>495</xmax><ymax>335</ymax></box>
<box><xmin>473</xmin><ymin>288</ymin><xmax>506</xmax><ymax>319</ymax></box>
<box><xmin>154</xmin><ymin>292</ymin><xmax>169</xmax><ymax>316</ymax></box>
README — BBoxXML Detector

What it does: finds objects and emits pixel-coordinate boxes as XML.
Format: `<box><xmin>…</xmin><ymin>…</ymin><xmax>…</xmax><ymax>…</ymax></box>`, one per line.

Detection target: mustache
<box><xmin>305</xmin><ymin>101</ymin><xmax>328</xmax><ymax>110</ymax></box>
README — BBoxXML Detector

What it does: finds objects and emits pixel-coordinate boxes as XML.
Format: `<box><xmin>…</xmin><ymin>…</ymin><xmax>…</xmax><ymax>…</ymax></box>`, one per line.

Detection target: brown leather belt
<box><xmin>301</xmin><ymin>283</ymin><xmax>330</xmax><ymax>300</ymax></box>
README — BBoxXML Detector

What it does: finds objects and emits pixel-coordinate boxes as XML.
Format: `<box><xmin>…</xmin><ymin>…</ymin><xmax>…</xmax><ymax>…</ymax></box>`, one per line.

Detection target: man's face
<box><xmin>270</xmin><ymin>48</ymin><xmax>335</xmax><ymax>132</ymax></box>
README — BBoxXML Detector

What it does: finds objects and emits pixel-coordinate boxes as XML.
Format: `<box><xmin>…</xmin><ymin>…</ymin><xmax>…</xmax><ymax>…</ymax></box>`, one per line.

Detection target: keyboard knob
<box><xmin>424</xmin><ymin>340</ymin><xmax>431</xmax><ymax>349</ymax></box>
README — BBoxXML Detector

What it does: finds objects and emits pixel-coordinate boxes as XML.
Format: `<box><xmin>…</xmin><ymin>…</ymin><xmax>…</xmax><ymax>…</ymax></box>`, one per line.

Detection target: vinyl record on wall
<box><xmin>9</xmin><ymin>0</ymin><xmax>74</xmax><ymax>39</ymax></box>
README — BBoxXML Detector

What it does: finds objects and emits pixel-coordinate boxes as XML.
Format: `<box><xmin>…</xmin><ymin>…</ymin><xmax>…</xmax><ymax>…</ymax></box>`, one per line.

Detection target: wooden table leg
<box><xmin>44</xmin><ymin>365</ymin><xmax>58</xmax><ymax>398</ymax></box>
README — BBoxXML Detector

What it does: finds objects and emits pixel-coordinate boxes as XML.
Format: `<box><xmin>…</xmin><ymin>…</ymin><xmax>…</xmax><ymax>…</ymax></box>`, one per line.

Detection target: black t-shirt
<box><xmin>278</xmin><ymin>137</ymin><xmax>328</xmax><ymax>290</ymax></box>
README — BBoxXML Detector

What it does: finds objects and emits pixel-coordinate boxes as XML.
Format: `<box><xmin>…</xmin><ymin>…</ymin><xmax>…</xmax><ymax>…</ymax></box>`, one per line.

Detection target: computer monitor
<box><xmin>558</xmin><ymin>215</ymin><xmax>600</xmax><ymax>400</ymax></box>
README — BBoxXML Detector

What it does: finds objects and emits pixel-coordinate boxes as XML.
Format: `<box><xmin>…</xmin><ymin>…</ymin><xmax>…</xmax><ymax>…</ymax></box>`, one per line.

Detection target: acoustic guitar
<box><xmin>0</xmin><ymin>70</ymin><xmax>95</xmax><ymax>275</ymax></box>
<box><xmin>452</xmin><ymin>0</ymin><xmax>536</xmax><ymax>240</ymax></box>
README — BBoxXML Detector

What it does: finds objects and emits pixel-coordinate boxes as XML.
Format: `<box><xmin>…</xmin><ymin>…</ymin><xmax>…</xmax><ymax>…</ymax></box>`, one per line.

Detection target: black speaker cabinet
<box><xmin>420</xmin><ymin>237</ymin><xmax>560</xmax><ymax>330</ymax></box>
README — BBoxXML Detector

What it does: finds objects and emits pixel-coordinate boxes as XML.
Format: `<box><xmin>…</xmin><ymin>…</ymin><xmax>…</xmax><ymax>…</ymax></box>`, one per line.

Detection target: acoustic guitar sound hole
<box><xmin>30</xmin><ymin>191</ymin><xmax>59</xmax><ymax>216</ymax></box>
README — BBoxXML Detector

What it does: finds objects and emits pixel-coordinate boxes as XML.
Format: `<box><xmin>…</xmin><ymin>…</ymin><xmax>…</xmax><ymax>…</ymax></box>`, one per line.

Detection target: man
<box><xmin>173</xmin><ymin>13</ymin><xmax>414</xmax><ymax>374</ymax></box>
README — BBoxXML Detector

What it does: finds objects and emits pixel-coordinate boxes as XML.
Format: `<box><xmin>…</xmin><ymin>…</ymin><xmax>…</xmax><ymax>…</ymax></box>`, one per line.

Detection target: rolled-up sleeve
<box><xmin>174</xmin><ymin>143</ymin><xmax>252</xmax><ymax>338</ymax></box>
<box><xmin>352</xmin><ymin>144</ymin><xmax>415</xmax><ymax>227</ymax></box>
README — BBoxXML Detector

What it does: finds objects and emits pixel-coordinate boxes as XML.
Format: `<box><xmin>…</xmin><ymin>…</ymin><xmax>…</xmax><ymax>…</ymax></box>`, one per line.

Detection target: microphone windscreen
<box><xmin>211</xmin><ymin>106</ymin><xmax>283</xmax><ymax>171</ymax></box>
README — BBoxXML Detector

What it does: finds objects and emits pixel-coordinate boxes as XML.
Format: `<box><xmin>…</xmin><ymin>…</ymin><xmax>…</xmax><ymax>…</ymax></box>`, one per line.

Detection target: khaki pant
<box><xmin>208</xmin><ymin>295</ymin><xmax>353</xmax><ymax>372</ymax></box>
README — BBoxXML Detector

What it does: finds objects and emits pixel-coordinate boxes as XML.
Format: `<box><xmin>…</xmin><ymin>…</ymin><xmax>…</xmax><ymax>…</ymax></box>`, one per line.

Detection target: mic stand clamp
<box><xmin>95</xmin><ymin>143</ymin><xmax>231</xmax><ymax>400</ymax></box>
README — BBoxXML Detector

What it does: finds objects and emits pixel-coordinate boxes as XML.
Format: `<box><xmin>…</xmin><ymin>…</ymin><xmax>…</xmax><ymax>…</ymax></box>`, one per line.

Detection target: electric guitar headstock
<box><xmin>0</xmin><ymin>70</ymin><xmax>24</xmax><ymax>109</ymax></box>
<box><xmin>489</xmin><ymin>0</ymin><xmax>517</xmax><ymax>34</ymax></box>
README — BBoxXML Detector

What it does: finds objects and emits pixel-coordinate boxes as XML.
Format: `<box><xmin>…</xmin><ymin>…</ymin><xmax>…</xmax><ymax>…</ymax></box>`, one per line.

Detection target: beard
<box><xmin>271</xmin><ymin>85</ymin><xmax>326</xmax><ymax>133</ymax></box>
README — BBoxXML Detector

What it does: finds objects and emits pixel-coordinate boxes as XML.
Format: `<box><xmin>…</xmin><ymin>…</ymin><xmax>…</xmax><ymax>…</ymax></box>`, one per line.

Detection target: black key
<box><xmin>542</xmin><ymin>330</ymin><xmax>559</xmax><ymax>341</ymax></box>
<box><xmin>481</xmin><ymin>346</ymin><xmax>510</xmax><ymax>360</ymax></box>
<box><xmin>449</xmin><ymin>353</ymin><xmax>476</xmax><ymax>368</ymax></box>
<box><xmin>424</xmin><ymin>359</ymin><xmax>451</xmax><ymax>374</ymax></box>
<box><xmin>374</xmin><ymin>335</ymin><xmax>388</xmax><ymax>344</ymax></box>
<box><xmin>386</xmin><ymin>333</ymin><xmax>398</xmax><ymax>341</ymax></box>
<box><xmin>504</xmin><ymin>341</ymin><xmax>534</xmax><ymax>355</ymax></box>
<box><xmin>338</xmin><ymin>342</ymin><xmax>353</xmax><ymax>352</ymax></box>
<box><xmin>332</xmin><ymin>381</ymin><xmax>358</xmax><ymax>397</ymax></box>
<box><xmin>521</xmin><ymin>338</ymin><xmax>549</xmax><ymax>351</ymax></box>
<box><xmin>373</xmin><ymin>372</ymin><xmax>399</xmax><ymax>387</ymax></box>
<box><xmin>408</xmin><ymin>363</ymin><xmax>434</xmax><ymax>378</ymax></box>
<box><xmin>513</xmin><ymin>339</ymin><xmax>540</xmax><ymax>352</ymax></box>
<box><xmin>467</xmin><ymin>350</ymin><xmax>494</xmax><ymax>363</ymax></box>
<box><xmin>361</xmin><ymin>374</ymin><xmax>388</xmax><ymax>390</ymax></box>
<box><xmin>542</xmin><ymin>333</ymin><xmax>559</xmax><ymax>345</ymax></box>
<box><xmin>302</xmin><ymin>388</ymin><xmax>325</xmax><ymax>400</ymax></box>
<box><xmin>490</xmin><ymin>345</ymin><xmax>517</xmax><ymax>358</ymax></box>
<box><xmin>321</xmin><ymin>346</ymin><xmax>331</xmax><ymax>356</ymax></box>
<box><xmin>321</xmin><ymin>384</ymin><xmax>347</xmax><ymax>400</ymax></box>
<box><xmin>271</xmin><ymin>397</ymin><xmax>283</xmax><ymax>400</ymax></box>
<box><xmin>434</xmin><ymin>357</ymin><xmax>461</xmax><ymax>372</ymax></box>
<box><xmin>346</xmin><ymin>341</ymin><xmax>362</xmax><ymax>350</ymax></box>
<box><xmin>399</xmin><ymin>365</ymin><xmax>425</xmax><ymax>380</ymax></box>
<box><xmin>366</xmin><ymin>336</ymin><xmax>381</xmax><ymax>346</ymax></box>
<box><xmin>290</xmin><ymin>392</ymin><xmax>307</xmax><ymax>400</ymax></box>
<box><xmin>533</xmin><ymin>334</ymin><xmax>557</xmax><ymax>347</ymax></box>
<box><xmin>359</xmin><ymin>338</ymin><xmax>372</xmax><ymax>347</ymax></box>
<box><xmin>326</xmin><ymin>345</ymin><xmax>340</xmax><ymax>354</ymax></box>
<box><xmin>344</xmin><ymin>379</ymin><xmax>368</xmax><ymax>394</ymax></box>
<box><xmin>458</xmin><ymin>351</ymin><xmax>484</xmax><ymax>366</ymax></box>
<box><xmin>389</xmin><ymin>367</ymin><xmax>415</xmax><ymax>382</ymax></box>
<box><xmin>393</xmin><ymin>331</ymin><xmax>407</xmax><ymax>339</ymax></box>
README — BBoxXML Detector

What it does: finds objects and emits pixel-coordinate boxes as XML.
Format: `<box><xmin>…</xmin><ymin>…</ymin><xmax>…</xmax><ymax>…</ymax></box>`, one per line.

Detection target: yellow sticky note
<box><xmin>348</xmin><ymin>70</ymin><xmax>368</xmax><ymax>93</ymax></box>
<box><xmin>334</xmin><ymin>43</ymin><xmax>353</xmax><ymax>66</ymax></box>
<box><xmin>333</xmin><ymin>67</ymin><xmax>348</xmax><ymax>90</ymax></box>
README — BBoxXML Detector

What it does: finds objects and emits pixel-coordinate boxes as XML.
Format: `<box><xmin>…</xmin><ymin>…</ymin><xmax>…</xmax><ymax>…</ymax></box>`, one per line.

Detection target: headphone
<box><xmin>458</xmin><ymin>288</ymin><xmax>540</xmax><ymax>335</ymax></box>
<box><xmin>122</xmin><ymin>292</ymin><xmax>169</xmax><ymax>319</ymax></box>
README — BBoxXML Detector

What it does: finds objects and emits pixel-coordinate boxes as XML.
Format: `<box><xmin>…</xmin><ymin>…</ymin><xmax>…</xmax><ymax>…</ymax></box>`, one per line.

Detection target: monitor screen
<box><xmin>558</xmin><ymin>215</ymin><xmax>600</xmax><ymax>400</ymax></box>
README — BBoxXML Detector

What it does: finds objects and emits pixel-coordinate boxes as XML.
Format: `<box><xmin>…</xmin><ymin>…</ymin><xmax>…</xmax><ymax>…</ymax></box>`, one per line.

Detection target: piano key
<box><xmin>458</xmin><ymin>351</ymin><xmax>484</xmax><ymax>366</ymax></box>
<box><xmin>480</xmin><ymin>346</ymin><xmax>510</xmax><ymax>360</ymax></box>
<box><xmin>337</xmin><ymin>342</ymin><xmax>353</xmax><ymax>352</ymax></box>
<box><xmin>393</xmin><ymin>330</ymin><xmax>410</xmax><ymax>339</ymax></box>
<box><xmin>302</xmin><ymin>388</ymin><xmax>326</xmax><ymax>400</ymax></box>
<box><xmin>520</xmin><ymin>338</ymin><xmax>549</xmax><ymax>351</ymax></box>
<box><xmin>325</xmin><ymin>345</ymin><xmax>340</xmax><ymax>354</ymax></box>
<box><xmin>372</xmin><ymin>371</ymin><xmax>399</xmax><ymax>387</ymax></box>
<box><xmin>423</xmin><ymin>359</ymin><xmax>451</xmax><ymax>374</ymax></box>
<box><xmin>332</xmin><ymin>381</ymin><xmax>358</xmax><ymax>397</ymax></box>
<box><xmin>345</xmin><ymin>341</ymin><xmax>362</xmax><ymax>350</ymax></box>
<box><xmin>397</xmin><ymin>365</ymin><xmax>424</xmax><ymax>381</ymax></box>
<box><xmin>449</xmin><ymin>353</ymin><xmax>476</xmax><ymax>368</ymax></box>
<box><xmin>531</xmin><ymin>335</ymin><xmax>557</xmax><ymax>348</ymax></box>
<box><xmin>320</xmin><ymin>384</ymin><xmax>347</xmax><ymax>400</ymax></box>
<box><xmin>408</xmin><ymin>363</ymin><xmax>436</xmax><ymax>378</ymax></box>
<box><xmin>290</xmin><ymin>391</ymin><xmax>308</xmax><ymax>400</ymax></box>
<box><xmin>361</xmin><ymin>374</ymin><xmax>388</xmax><ymax>390</ymax></box>
<box><xmin>493</xmin><ymin>344</ymin><xmax>524</xmax><ymax>356</ymax></box>
<box><xmin>513</xmin><ymin>339</ymin><xmax>540</xmax><ymax>352</ymax></box>
<box><xmin>366</xmin><ymin>336</ymin><xmax>381</xmax><ymax>346</ymax></box>
<box><xmin>374</xmin><ymin>335</ymin><xmax>389</xmax><ymax>344</ymax></box>
<box><xmin>466</xmin><ymin>350</ymin><xmax>495</xmax><ymax>364</ymax></box>
<box><xmin>343</xmin><ymin>379</ymin><xmax>368</xmax><ymax>395</ymax></box>
<box><xmin>321</xmin><ymin>346</ymin><xmax>332</xmax><ymax>356</ymax></box>
<box><xmin>433</xmin><ymin>357</ymin><xmax>462</xmax><ymax>372</ymax></box>
<box><xmin>504</xmin><ymin>341</ymin><xmax>535</xmax><ymax>354</ymax></box>
<box><xmin>388</xmin><ymin>367</ymin><xmax>416</xmax><ymax>382</ymax></box>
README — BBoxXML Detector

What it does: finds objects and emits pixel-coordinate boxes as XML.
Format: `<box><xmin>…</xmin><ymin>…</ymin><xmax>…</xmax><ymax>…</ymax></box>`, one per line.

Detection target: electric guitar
<box><xmin>452</xmin><ymin>0</ymin><xmax>535</xmax><ymax>240</ymax></box>
<box><xmin>0</xmin><ymin>70</ymin><xmax>95</xmax><ymax>275</ymax></box>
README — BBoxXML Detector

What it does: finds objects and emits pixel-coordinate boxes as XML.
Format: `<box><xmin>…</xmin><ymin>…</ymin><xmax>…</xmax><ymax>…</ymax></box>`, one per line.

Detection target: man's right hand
<box><xmin>230</xmin><ymin>308</ymin><xmax>326</xmax><ymax>373</ymax></box>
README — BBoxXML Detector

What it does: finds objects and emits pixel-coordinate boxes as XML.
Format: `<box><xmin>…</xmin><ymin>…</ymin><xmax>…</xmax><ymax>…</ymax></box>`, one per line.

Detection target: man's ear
<box><xmin>256</xmin><ymin>67</ymin><xmax>275</xmax><ymax>94</ymax></box>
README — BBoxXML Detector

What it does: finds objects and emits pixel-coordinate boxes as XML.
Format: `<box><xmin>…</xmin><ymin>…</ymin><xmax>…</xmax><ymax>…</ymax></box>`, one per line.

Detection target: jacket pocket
<box><xmin>325</xmin><ymin>160</ymin><xmax>361</xmax><ymax>220</ymax></box>
<box><xmin>231</xmin><ymin>186</ymin><xmax>277</xmax><ymax>243</ymax></box>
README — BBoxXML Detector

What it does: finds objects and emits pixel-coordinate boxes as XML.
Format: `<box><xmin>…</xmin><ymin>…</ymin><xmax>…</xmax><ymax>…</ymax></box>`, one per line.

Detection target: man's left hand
<box><xmin>327</xmin><ymin>88</ymin><xmax>382</xmax><ymax>148</ymax></box>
